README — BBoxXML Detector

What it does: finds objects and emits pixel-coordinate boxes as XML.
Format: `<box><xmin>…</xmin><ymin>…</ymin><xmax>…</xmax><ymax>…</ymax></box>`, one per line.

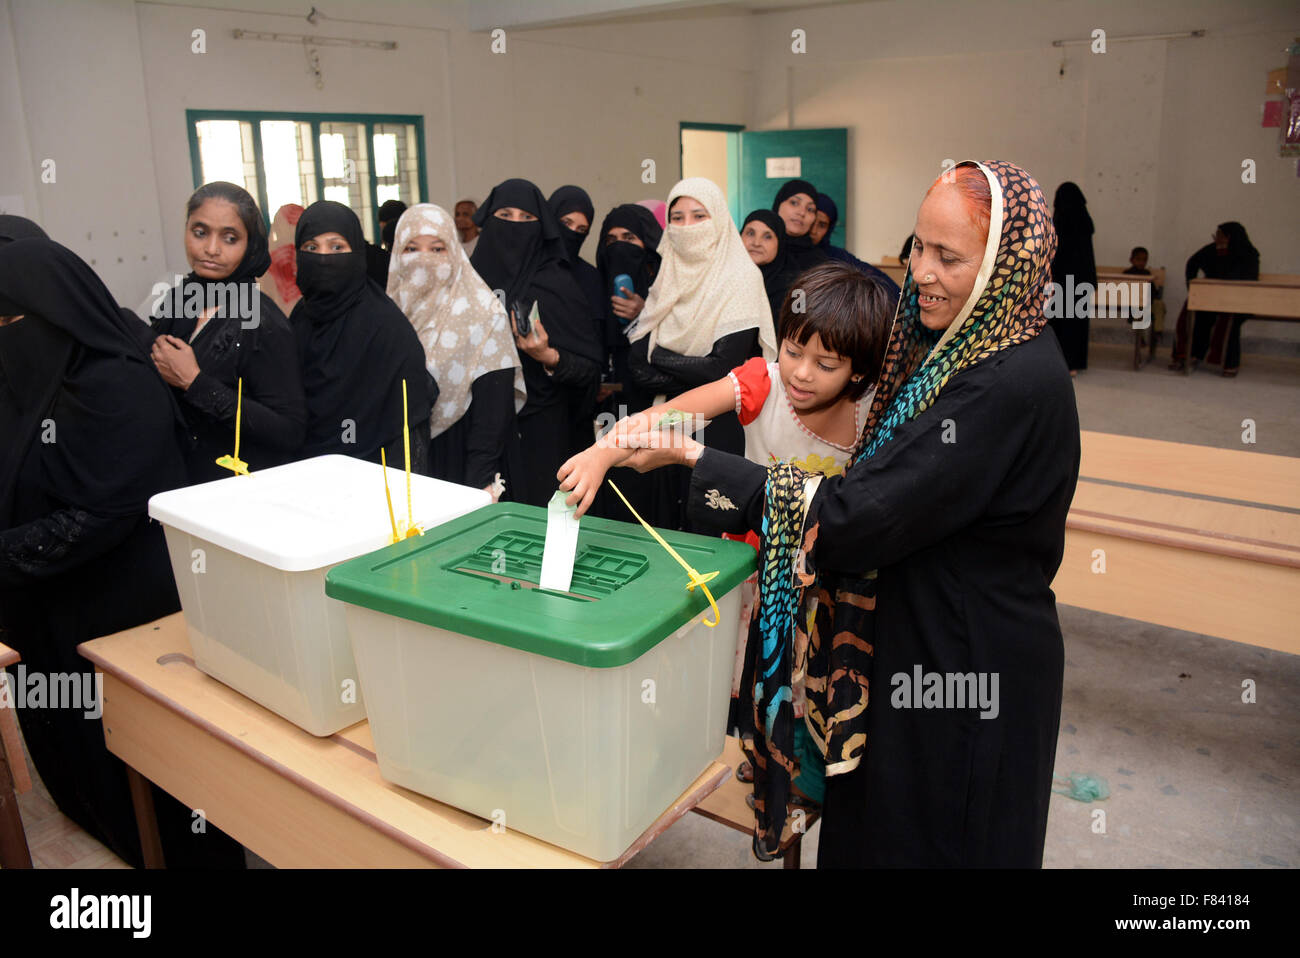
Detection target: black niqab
<box><xmin>548</xmin><ymin>185</ymin><xmax>596</xmax><ymax>265</ymax></box>
<box><xmin>594</xmin><ymin>204</ymin><xmax>662</xmax><ymax>345</ymax></box>
<box><xmin>470</xmin><ymin>179</ymin><xmax>604</xmax><ymax>408</ymax></box>
<box><xmin>289</xmin><ymin>201</ymin><xmax>431</xmax><ymax>459</ymax></box>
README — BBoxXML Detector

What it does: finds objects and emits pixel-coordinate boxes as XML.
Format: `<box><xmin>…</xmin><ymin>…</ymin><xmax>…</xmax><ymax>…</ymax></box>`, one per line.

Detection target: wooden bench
<box><xmin>1055</xmin><ymin>431</ymin><xmax>1300</xmax><ymax>654</ymax></box>
<box><xmin>691</xmin><ymin>734</ymin><xmax>820</xmax><ymax>869</ymax></box>
<box><xmin>0</xmin><ymin>641</ymin><xmax>34</xmax><ymax>868</ymax></box>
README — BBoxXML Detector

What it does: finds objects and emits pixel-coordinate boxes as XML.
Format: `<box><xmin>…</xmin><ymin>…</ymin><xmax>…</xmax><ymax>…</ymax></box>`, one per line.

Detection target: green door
<box><xmin>738</xmin><ymin>128</ymin><xmax>849</xmax><ymax>249</ymax></box>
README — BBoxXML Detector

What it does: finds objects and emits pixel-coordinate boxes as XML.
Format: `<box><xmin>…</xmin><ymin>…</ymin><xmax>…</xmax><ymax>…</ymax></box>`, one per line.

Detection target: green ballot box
<box><xmin>325</xmin><ymin>502</ymin><xmax>755</xmax><ymax>861</ymax></box>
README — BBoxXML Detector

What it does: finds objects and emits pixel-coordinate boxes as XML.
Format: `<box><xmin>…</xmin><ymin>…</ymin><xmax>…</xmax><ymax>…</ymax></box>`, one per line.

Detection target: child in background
<box><xmin>558</xmin><ymin>261</ymin><xmax>894</xmax><ymax>809</ymax></box>
<box><xmin>1124</xmin><ymin>245</ymin><xmax>1165</xmax><ymax>352</ymax></box>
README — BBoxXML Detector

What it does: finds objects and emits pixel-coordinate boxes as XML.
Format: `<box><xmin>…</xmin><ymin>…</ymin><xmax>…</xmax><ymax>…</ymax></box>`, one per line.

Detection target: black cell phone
<box><xmin>513</xmin><ymin>299</ymin><xmax>534</xmax><ymax>337</ymax></box>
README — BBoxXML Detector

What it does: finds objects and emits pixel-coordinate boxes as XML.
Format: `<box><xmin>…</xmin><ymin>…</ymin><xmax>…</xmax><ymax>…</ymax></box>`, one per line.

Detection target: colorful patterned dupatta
<box><xmin>741</xmin><ymin>161</ymin><xmax>1059</xmax><ymax>858</ymax></box>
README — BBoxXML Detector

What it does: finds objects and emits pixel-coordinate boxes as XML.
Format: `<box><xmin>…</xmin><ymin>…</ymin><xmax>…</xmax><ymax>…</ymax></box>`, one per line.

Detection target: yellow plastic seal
<box><xmin>606</xmin><ymin>479</ymin><xmax>720</xmax><ymax>628</ymax></box>
<box><xmin>214</xmin><ymin>377</ymin><xmax>250</xmax><ymax>476</ymax></box>
<box><xmin>380</xmin><ymin>379</ymin><xmax>423</xmax><ymax>544</ymax></box>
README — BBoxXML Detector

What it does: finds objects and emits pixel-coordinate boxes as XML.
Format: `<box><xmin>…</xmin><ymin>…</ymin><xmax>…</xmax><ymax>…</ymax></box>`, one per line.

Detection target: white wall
<box><xmin>749</xmin><ymin>0</ymin><xmax>1299</xmax><ymax>311</ymax></box>
<box><xmin>5</xmin><ymin>0</ymin><xmax>752</xmax><ymax>303</ymax></box>
<box><xmin>6</xmin><ymin>0</ymin><xmax>1293</xmax><ymax>312</ymax></box>
<box><xmin>4</xmin><ymin>0</ymin><xmax>168</xmax><ymax>300</ymax></box>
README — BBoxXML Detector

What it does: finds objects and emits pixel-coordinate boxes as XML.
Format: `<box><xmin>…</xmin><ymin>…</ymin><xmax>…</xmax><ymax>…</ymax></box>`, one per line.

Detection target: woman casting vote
<box><xmin>291</xmin><ymin>200</ymin><xmax>433</xmax><ymax>472</ymax></box>
<box><xmin>150</xmin><ymin>182</ymin><xmax>305</xmax><ymax>483</ymax></box>
<box><xmin>615</xmin><ymin>161</ymin><xmax>1080</xmax><ymax>867</ymax></box>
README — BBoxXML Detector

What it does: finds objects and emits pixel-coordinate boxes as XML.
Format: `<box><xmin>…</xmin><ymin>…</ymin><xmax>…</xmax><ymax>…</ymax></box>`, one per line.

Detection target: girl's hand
<box><xmin>557</xmin><ymin>445</ymin><xmax>626</xmax><ymax>517</ymax></box>
<box><xmin>513</xmin><ymin>315</ymin><xmax>559</xmax><ymax>367</ymax></box>
<box><xmin>610</xmin><ymin>287</ymin><xmax>645</xmax><ymax>322</ymax></box>
<box><xmin>151</xmin><ymin>334</ymin><xmax>200</xmax><ymax>389</ymax></box>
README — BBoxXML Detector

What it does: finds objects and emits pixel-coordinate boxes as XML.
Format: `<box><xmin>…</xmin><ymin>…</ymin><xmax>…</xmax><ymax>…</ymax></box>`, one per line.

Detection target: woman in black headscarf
<box><xmin>1048</xmin><ymin>181</ymin><xmax>1096</xmax><ymax>373</ymax></box>
<box><xmin>595</xmin><ymin>203</ymin><xmax>663</xmax><ymax>398</ymax></box>
<box><xmin>773</xmin><ymin>179</ymin><xmax>830</xmax><ymax>273</ymax></box>
<box><xmin>150</xmin><ymin>182</ymin><xmax>305</xmax><ymax>484</ymax></box>
<box><xmin>549</xmin><ymin>185</ymin><xmax>607</xmax><ymax>461</ymax></box>
<box><xmin>741</xmin><ymin>210</ymin><xmax>801</xmax><ymax>322</ymax></box>
<box><xmin>1171</xmin><ymin>221</ymin><xmax>1260</xmax><ymax>376</ymax></box>
<box><xmin>290</xmin><ymin>200</ymin><xmax>433</xmax><ymax>472</ymax></box>
<box><xmin>584</xmin><ymin>204</ymin><xmax>665</xmax><ymax>522</ymax></box>
<box><xmin>471</xmin><ymin>179</ymin><xmax>604</xmax><ymax>507</ymax></box>
<box><xmin>0</xmin><ymin>238</ymin><xmax>246</xmax><ymax>869</ymax></box>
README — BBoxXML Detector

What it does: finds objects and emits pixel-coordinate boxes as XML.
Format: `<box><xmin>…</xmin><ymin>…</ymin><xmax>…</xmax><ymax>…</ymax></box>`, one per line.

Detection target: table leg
<box><xmin>0</xmin><ymin>743</ymin><xmax>33</xmax><ymax>868</ymax></box>
<box><xmin>783</xmin><ymin>839</ymin><xmax>801</xmax><ymax>869</ymax></box>
<box><xmin>126</xmin><ymin>766</ymin><xmax>166</xmax><ymax>869</ymax></box>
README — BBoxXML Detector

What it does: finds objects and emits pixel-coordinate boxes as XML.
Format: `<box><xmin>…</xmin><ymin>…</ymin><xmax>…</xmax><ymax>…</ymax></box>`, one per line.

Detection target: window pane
<box><xmin>320</xmin><ymin>133</ymin><xmax>347</xmax><ymax>180</ymax></box>
<box><xmin>196</xmin><ymin>120</ymin><xmax>257</xmax><ymax>197</ymax></box>
<box><xmin>374</xmin><ymin>133</ymin><xmax>398</xmax><ymax>178</ymax></box>
<box><xmin>260</xmin><ymin>120</ymin><xmax>310</xmax><ymax>217</ymax></box>
<box><xmin>319</xmin><ymin>122</ymin><xmax>372</xmax><ymax>241</ymax></box>
<box><xmin>373</xmin><ymin>123</ymin><xmax>421</xmax><ymax>207</ymax></box>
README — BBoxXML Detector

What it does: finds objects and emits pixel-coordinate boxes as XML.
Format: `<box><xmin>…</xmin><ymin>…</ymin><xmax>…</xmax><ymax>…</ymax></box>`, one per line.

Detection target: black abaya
<box><xmin>1048</xmin><ymin>182</ymin><xmax>1096</xmax><ymax>371</ymax></box>
<box><xmin>290</xmin><ymin>201</ymin><xmax>433</xmax><ymax>471</ymax></box>
<box><xmin>0</xmin><ymin>238</ymin><xmax>246</xmax><ymax>869</ymax></box>
<box><xmin>152</xmin><ymin>224</ymin><xmax>305</xmax><ymax>483</ymax></box>
<box><xmin>471</xmin><ymin>179</ymin><xmax>603</xmax><ymax>506</ymax></box>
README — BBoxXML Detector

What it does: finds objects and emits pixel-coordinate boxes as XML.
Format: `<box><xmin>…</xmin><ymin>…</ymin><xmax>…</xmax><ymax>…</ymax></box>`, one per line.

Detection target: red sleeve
<box><xmin>727</xmin><ymin>356</ymin><xmax>771</xmax><ymax>426</ymax></box>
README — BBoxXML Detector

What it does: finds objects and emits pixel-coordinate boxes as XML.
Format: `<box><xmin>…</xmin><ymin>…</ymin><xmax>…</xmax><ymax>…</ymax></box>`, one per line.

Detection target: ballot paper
<box><xmin>540</xmin><ymin>490</ymin><xmax>581</xmax><ymax>593</ymax></box>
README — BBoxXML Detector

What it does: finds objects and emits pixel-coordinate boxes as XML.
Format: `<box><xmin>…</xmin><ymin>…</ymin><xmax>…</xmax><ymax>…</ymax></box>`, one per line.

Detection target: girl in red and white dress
<box><xmin>559</xmin><ymin>260</ymin><xmax>896</xmax><ymax>804</ymax></box>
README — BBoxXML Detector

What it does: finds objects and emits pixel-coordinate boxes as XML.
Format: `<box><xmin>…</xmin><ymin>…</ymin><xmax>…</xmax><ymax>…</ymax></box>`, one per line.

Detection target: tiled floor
<box><xmin>5</xmin><ymin>341</ymin><xmax>1298</xmax><ymax>869</ymax></box>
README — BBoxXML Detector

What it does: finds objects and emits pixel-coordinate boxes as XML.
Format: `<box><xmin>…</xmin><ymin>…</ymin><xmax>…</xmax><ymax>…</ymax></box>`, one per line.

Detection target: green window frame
<box><xmin>186</xmin><ymin>109</ymin><xmax>429</xmax><ymax>242</ymax></box>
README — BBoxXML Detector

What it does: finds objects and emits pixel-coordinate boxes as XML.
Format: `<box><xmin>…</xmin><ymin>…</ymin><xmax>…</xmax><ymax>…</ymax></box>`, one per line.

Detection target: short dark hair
<box><xmin>777</xmin><ymin>261</ymin><xmax>894</xmax><ymax>399</ymax></box>
<box><xmin>185</xmin><ymin>181</ymin><xmax>265</xmax><ymax>240</ymax></box>
<box><xmin>1130</xmin><ymin>246</ymin><xmax>1148</xmax><ymax>258</ymax></box>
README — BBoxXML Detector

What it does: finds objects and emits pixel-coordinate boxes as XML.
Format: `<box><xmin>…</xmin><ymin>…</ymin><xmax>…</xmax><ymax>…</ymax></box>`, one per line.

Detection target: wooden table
<box><xmin>1054</xmin><ymin>432</ymin><xmax>1300</xmax><ymax>653</ymax></box>
<box><xmin>0</xmin><ymin>641</ymin><xmax>34</xmax><ymax>868</ymax></box>
<box><xmin>1095</xmin><ymin>271</ymin><xmax>1158</xmax><ymax>368</ymax></box>
<box><xmin>1187</xmin><ymin>279</ymin><xmax>1300</xmax><ymax>319</ymax></box>
<box><xmin>78</xmin><ymin>615</ymin><xmax>729</xmax><ymax>868</ymax></box>
<box><xmin>691</xmin><ymin>734</ymin><xmax>819</xmax><ymax>869</ymax></box>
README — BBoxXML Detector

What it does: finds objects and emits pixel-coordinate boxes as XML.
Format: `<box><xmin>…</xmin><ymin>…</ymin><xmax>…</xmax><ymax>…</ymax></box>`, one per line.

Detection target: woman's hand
<box><xmin>610</xmin><ymin>287</ymin><xmax>645</xmax><ymax>323</ymax></box>
<box><xmin>557</xmin><ymin>444</ymin><xmax>627</xmax><ymax>517</ymax></box>
<box><xmin>151</xmin><ymin>334</ymin><xmax>201</xmax><ymax>389</ymax></box>
<box><xmin>513</xmin><ymin>315</ymin><xmax>560</xmax><ymax>368</ymax></box>
<box><xmin>613</xmin><ymin>427</ymin><xmax>705</xmax><ymax>471</ymax></box>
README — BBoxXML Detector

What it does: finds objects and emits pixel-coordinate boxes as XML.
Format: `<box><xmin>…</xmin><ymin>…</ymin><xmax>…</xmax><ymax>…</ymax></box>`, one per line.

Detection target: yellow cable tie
<box><xmin>398</xmin><ymin>378</ymin><xmax>422</xmax><ymax>539</ymax></box>
<box><xmin>380</xmin><ymin>448</ymin><xmax>400</xmax><ymax>544</ymax></box>
<box><xmin>607</xmin><ymin>479</ymin><xmax>720</xmax><ymax>627</ymax></box>
<box><xmin>214</xmin><ymin>377</ymin><xmax>249</xmax><ymax>476</ymax></box>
